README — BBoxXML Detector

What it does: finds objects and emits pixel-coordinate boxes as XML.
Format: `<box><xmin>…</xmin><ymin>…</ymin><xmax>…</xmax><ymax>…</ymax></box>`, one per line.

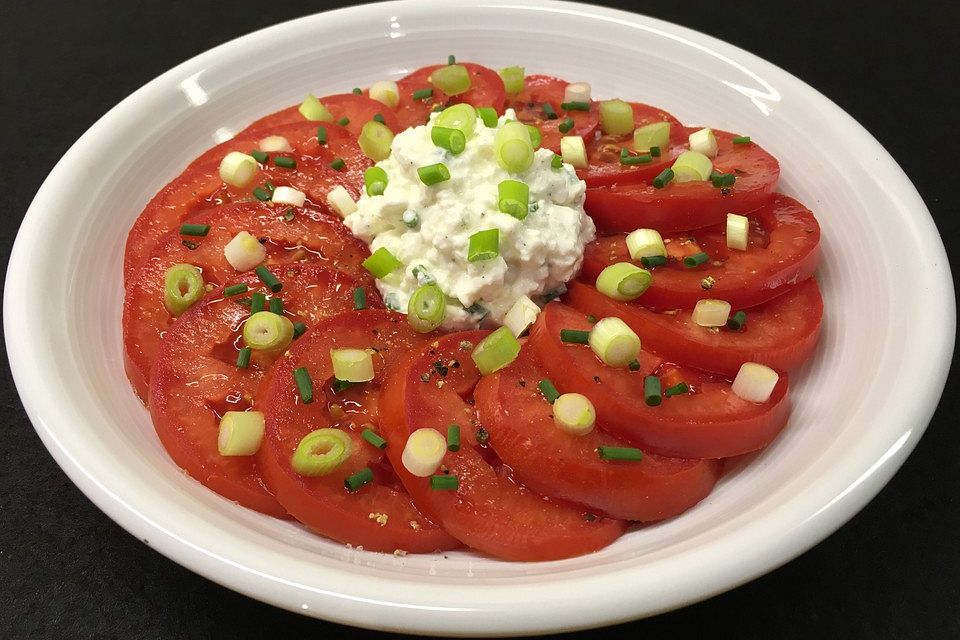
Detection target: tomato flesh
<box><xmin>241</xmin><ymin>93</ymin><xmax>403</xmax><ymax>137</ymax></box>
<box><xmin>508</xmin><ymin>75</ymin><xmax>601</xmax><ymax>153</ymax></box>
<box><xmin>392</xmin><ymin>63</ymin><xmax>507</xmax><ymax>130</ymax></box>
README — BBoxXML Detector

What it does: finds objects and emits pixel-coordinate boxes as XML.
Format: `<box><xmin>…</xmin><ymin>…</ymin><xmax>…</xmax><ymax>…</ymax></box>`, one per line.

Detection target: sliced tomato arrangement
<box><xmin>508</xmin><ymin>74</ymin><xmax>601</xmax><ymax>153</ymax></box>
<box><xmin>256</xmin><ymin>309</ymin><xmax>458</xmax><ymax>553</ymax></box>
<box><xmin>392</xmin><ymin>62</ymin><xmax>507</xmax><ymax>129</ymax></box>
<box><xmin>379</xmin><ymin>331</ymin><xmax>625</xmax><ymax>561</ymax></box>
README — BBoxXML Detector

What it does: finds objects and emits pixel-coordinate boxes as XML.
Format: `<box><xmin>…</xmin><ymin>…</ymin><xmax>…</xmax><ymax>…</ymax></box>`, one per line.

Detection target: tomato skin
<box><xmin>582</xmin><ymin>129</ymin><xmax>779</xmax><ymax>233</ymax></box>
<box><xmin>581</xmin><ymin>194</ymin><xmax>821</xmax><ymax>310</ymax></box>
<box><xmin>378</xmin><ymin>331</ymin><xmax>626</xmax><ymax>561</ymax></box>
<box><xmin>241</xmin><ymin>93</ymin><xmax>403</xmax><ymax>137</ymax></box>
<box><xmin>256</xmin><ymin>309</ymin><xmax>458</xmax><ymax>553</ymax></box>
<box><xmin>475</xmin><ymin>350</ymin><xmax>721</xmax><ymax>521</ymax></box>
<box><xmin>565</xmin><ymin>278</ymin><xmax>823</xmax><ymax>376</ymax></box>
<box><xmin>508</xmin><ymin>75</ymin><xmax>601</xmax><ymax>153</ymax></box>
<box><xmin>528</xmin><ymin>303</ymin><xmax>791</xmax><ymax>458</ymax></box>
<box><xmin>392</xmin><ymin>63</ymin><xmax>507</xmax><ymax>129</ymax></box>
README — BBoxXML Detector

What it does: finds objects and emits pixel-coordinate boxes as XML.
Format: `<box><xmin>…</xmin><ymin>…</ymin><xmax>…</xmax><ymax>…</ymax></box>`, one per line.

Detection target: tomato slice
<box><xmin>564</xmin><ymin>279</ymin><xmax>823</xmax><ymax>376</ymax></box>
<box><xmin>528</xmin><ymin>303</ymin><xmax>791</xmax><ymax>458</ymax></box>
<box><xmin>147</xmin><ymin>264</ymin><xmax>365</xmax><ymax>517</ymax></box>
<box><xmin>124</xmin><ymin>201</ymin><xmax>373</xmax><ymax>402</ymax></box>
<box><xmin>123</xmin><ymin>121</ymin><xmax>368</xmax><ymax>284</ymax></box>
<box><xmin>256</xmin><ymin>309</ymin><xmax>458</xmax><ymax>553</ymax></box>
<box><xmin>474</xmin><ymin>349</ymin><xmax>720</xmax><ymax>521</ymax></box>
<box><xmin>392</xmin><ymin>63</ymin><xmax>507</xmax><ymax>130</ymax></box>
<box><xmin>240</xmin><ymin>93</ymin><xmax>403</xmax><ymax>138</ymax></box>
<box><xmin>582</xmin><ymin>129</ymin><xmax>780</xmax><ymax>233</ymax></box>
<box><xmin>581</xmin><ymin>194</ymin><xmax>821</xmax><ymax>310</ymax></box>
<box><xmin>378</xmin><ymin>330</ymin><xmax>625</xmax><ymax>561</ymax></box>
<box><xmin>508</xmin><ymin>75</ymin><xmax>601</xmax><ymax>153</ymax></box>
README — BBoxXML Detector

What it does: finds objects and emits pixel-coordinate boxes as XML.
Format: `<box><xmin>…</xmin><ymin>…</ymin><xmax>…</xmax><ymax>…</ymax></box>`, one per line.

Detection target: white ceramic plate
<box><xmin>5</xmin><ymin>1</ymin><xmax>953</xmax><ymax>635</ymax></box>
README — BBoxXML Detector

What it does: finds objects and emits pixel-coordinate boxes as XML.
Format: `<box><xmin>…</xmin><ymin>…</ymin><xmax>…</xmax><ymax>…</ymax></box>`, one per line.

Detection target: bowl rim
<box><xmin>5</xmin><ymin>0</ymin><xmax>955</xmax><ymax>635</ymax></box>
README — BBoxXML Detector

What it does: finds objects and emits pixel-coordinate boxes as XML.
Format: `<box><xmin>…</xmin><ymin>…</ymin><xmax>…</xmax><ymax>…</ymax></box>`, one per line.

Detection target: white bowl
<box><xmin>5</xmin><ymin>1</ymin><xmax>953</xmax><ymax>635</ymax></box>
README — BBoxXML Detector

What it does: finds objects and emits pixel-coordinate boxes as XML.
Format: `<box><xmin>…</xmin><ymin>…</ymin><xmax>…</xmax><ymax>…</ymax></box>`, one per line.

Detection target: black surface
<box><xmin>1</xmin><ymin>1</ymin><xmax>957</xmax><ymax>638</ymax></box>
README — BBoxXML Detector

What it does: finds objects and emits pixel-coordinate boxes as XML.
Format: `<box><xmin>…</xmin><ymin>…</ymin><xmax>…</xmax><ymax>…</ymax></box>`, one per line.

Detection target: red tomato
<box><xmin>581</xmin><ymin>194</ymin><xmax>821</xmax><ymax>310</ymax></box>
<box><xmin>123</xmin><ymin>201</ymin><xmax>373</xmax><ymax>401</ymax></box>
<box><xmin>378</xmin><ymin>330</ymin><xmax>625</xmax><ymax>561</ymax></box>
<box><xmin>564</xmin><ymin>279</ymin><xmax>823</xmax><ymax>376</ymax></box>
<box><xmin>582</xmin><ymin>129</ymin><xmax>780</xmax><ymax>233</ymax></box>
<box><xmin>528</xmin><ymin>303</ymin><xmax>791</xmax><ymax>458</ymax></box>
<box><xmin>392</xmin><ymin>62</ymin><xmax>507</xmax><ymax>129</ymax></box>
<box><xmin>123</xmin><ymin>122</ymin><xmax>368</xmax><ymax>284</ymax></box>
<box><xmin>241</xmin><ymin>93</ymin><xmax>403</xmax><ymax>137</ymax></box>
<box><xmin>256</xmin><ymin>309</ymin><xmax>459</xmax><ymax>553</ymax></box>
<box><xmin>508</xmin><ymin>74</ymin><xmax>600</xmax><ymax>153</ymax></box>
<box><xmin>147</xmin><ymin>264</ymin><xmax>365</xmax><ymax>517</ymax></box>
<box><xmin>474</xmin><ymin>349</ymin><xmax>721</xmax><ymax>521</ymax></box>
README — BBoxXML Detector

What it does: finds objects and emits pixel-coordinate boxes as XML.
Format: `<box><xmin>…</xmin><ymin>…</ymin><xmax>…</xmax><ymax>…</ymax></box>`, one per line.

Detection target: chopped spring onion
<box><xmin>417</xmin><ymin>162</ymin><xmax>450</xmax><ymax>185</ymax></box>
<box><xmin>727</xmin><ymin>310</ymin><xmax>747</xmax><ymax>331</ymax></box>
<box><xmin>316</xmin><ymin>126</ymin><xmax>327</xmax><ymax>145</ymax></box>
<box><xmin>180</xmin><ymin>223</ymin><xmax>209</xmax><ymax>237</ymax></box>
<box><xmin>467</xmin><ymin>228</ymin><xmax>499</xmax><ymax>262</ymax></box>
<box><xmin>471</xmin><ymin>326</ymin><xmax>521</xmax><ymax>375</ymax></box>
<box><xmin>218</xmin><ymin>151</ymin><xmax>259</xmax><ymax>188</ymax></box>
<box><xmin>273</xmin><ymin>156</ymin><xmax>297</xmax><ymax>170</ymax></box>
<box><xmin>271</xmin><ymin>186</ymin><xmax>305</xmax><ymax>207</ymax></box>
<box><xmin>633</xmin><ymin>121</ymin><xmax>671</xmax><ymax>152</ymax></box>
<box><xmin>430</xmin><ymin>475</ymin><xmax>459</xmax><ymax>490</ymax></box>
<box><xmin>652</xmin><ymin>168</ymin><xmax>674</xmax><ymax>188</ymax></box>
<box><xmin>447</xmin><ymin>54</ymin><xmax>456</xmax><ymax>64</ymax></box>
<box><xmin>628</xmin><ymin>359</ymin><xmax>641</xmax><ymax>371</ymax></box>
<box><xmin>269</xmin><ymin>297</ymin><xmax>283</xmax><ymax>315</ymax></box>
<box><xmin>407</xmin><ymin>283</ymin><xmax>446</xmax><ymax>333</ymax></box>
<box><xmin>298</xmin><ymin>94</ymin><xmax>334</xmax><ymax>122</ymax></box>
<box><xmin>447</xmin><ymin>424</ymin><xmax>461</xmax><ymax>452</ymax></box>
<box><xmin>223</xmin><ymin>231</ymin><xmax>266</xmax><ymax>272</ymax></box>
<box><xmin>353</xmin><ymin>287</ymin><xmax>367</xmax><ymax>310</ymax></box>
<box><xmin>352</xmin><ymin>87</ymin><xmax>362</xmax><ymax>95</ymax></box>
<box><xmin>503</xmin><ymin>295</ymin><xmax>540</xmax><ymax>337</ymax></box>
<box><xmin>683</xmin><ymin>252</ymin><xmax>710</xmax><ymax>268</ymax></box>
<box><xmin>494</xmin><ymin>121</ymin><xmax>534</xmax><ymax>173</ymax></box>
<box><xmin>599</xmin><ymin>99</ymin><xmax>634</xmax><ymax>136</ymax></box>
<box><xmin>692</xmin><ymin>299</ymin><xmax>732</xmax><ymax>327</ymax></box>
<box><xmin>401</xmin><ymin>428</ymin><xmax>447</xmax><ymax>477</ymax></box>
<box><xmin>412</xmin><ymin>87</ymin><xmax>433</xmax><ymax>101</ymax></box>
<box><xmin>223</xmin><ymin>283</ymin><xmax>248</xmax><ymax>297</ymax></box>
<box><xmin>688</xmin><ymin>127</ymin><xmax>718</xmax><ymax>158</ymax></box>
<box><xmin>542</xmin><ymin>102</ymin><xmax>558</xmax><ymax>120</ymax></box>
<box><xmin>369</xmin><ymin>80</ymin><xmax>400</xmax><ymax>107</ymax></box>
<box><xmin>431</xmin><ymin>64</ymin><xmax>471</xmax><ymax>95</ymax></box>
<box><xmin>435</xmin><ymin>103</ymin><xmax>477</xmax><ymax>138</ymax></box>
<box><xmin>551</xmin><ymin>153</ymin><xmax>564</xmax><ymax>169</ymax></box>
<box><xmin>345</xmin><ymin>467</ymin><xmax>374</xmax><ymax>492</ymax></box>
<box><xmin>672</xmin><ymin>150</ymin><xmax>713</xmax><ymax>182</ymax></box>
<box><xmin>644</xmin><ymin>375</ymin><xmax>662</xmax><ymax>406</ymax></box>
<box><xmin>258</xmin><ymin>135</ymin><xmax>292</xmax><ymax>153</ymax></box>
<box><xmin>664</xmin><ymin>382</ymin><xmax>690</xmax><ymax>397</ymax></box>
<box><xmin>732</xmin><ymin>135</ymin><xmax>752</xmax><ymax>144</ymax></box>
<box><xmin>402</xmin><ymin>209</ymin><xmax>420</xmax><ymax>228</ymax></box>
<box><xmin>563</xmin><ymin>81</ymin><xmax>591</xmax><ymax>104</ymax></box>
<box><xmin>711</xmin><ymin>172</ymin><xmax>737</xmax><ymax>188</ymax></box>
<box><xmin>163</xmin><ymin>264</ymin><xmax>204</xmax><ymax>316</ymax></box>
<box><xmin>558</xmin><ymin>118</ymin><xmax>575</xmax><ymax>134</ymax></box>
<box><xmin>560</xmin><ymin>135</ymin><xmax>588</xmax><ymax>168</ymax></box>
<box><xmin>538</xmin><ymin>378</ymin><xmax>561</xmax><ymax>403</ymax></box>
<box><xmin>588</xmin><ymin>317</ymin><xmax>641</xmax><ymax>367</ymax></box>
<box><xmin>358</xmin><ymin>120</ymin><xmax>394</xmax><ymax>161</ymax></box>
<box><xmin>254</xmin><ymin>266</ymin><xmax>282</xmax><ymax>292</ymax></box>
<box><xmin>326</xmin><ymin>185</ymin><xmax>357</xmax><ymax>218</ymax></box>
<box><xmin>250</xmin><ymin>292</ymin><xmax>266</xmax><ymax>314</ymax></box>
<box><xmin>293</xmin><ymin>366</ymin><xmax>314</xmax><ymax>404</ymax></box>
<box><xmin>330</xmin><ymin>158</ymin><xmax>346</xmax><ymax>171</ymax></box>
<box><xmin>252</xmin><ymin>186</ymin><xmax>271</xmax><ymax>201</ymax></box>
<box><xmin>598</xmin><ymin>446</ymin><xmax>643</xmax><ymax>461</ymax></box>
<box><xmin>626</xmin><ymin>228</ymin><xmax>667</xmax><ymax>260</ymax></box>
<box><xmin>498</xmin><ymin>66</ymin><xmax>525</xmax><ymax>95</ymax></box>
<box><xmin>560</xmin><ymin>329</ymin><xmax>591</xmax><ymax>344</ymax></box>
<box><xmin>330</xmin><ymin>348</ymin><xmax>375</xmax><ymax>382</ymax></box>
<box><xmin>362</xmin><ymin>427</ymin><xmax>388</xmax><ymax>450</ymax></box>
<box><xmin>553</xmin><ymin>393</ymin><xmax>596</xmax><ymax>436</ymax></box>
<box><xmin>525</xmin><ymin>125</ymin><xmax>542</xmax><ymax>149</ymax></box>
<box><xmin>477</xmin><ymin>106</ymin><xmax>498</xmax><ymax>128</ymax></box>
<box><xmin>560</xmin><ymin>101</ymin><xmax>590</xmax><ymax>112</ymax></box>
<box><xmin>650</xmin><ymin>145</ymin><xmax>661</xmax><ymax>157</ymax></box>
<box><xmin>732</xmin><ymin>362</ymin><xmax>780</xmax><ymax>403</ymax></box>
<box><xmin>596</xmin><ymin>262</ymin><xmax>652</xmax><ymax>301</ymax></box>
<box><xmin>243</xmin><ymin>311</ymin><xmax>294</xmax><ymax>352</ymax></box>
<box><xmin>235</xmin><ymin>347</ymin><xmax>251</xmax><ymax>369</ymax></box>
<box><xmin>362</xmin><ymin>247</ymin><xmax>402</xmax><ymax>278</ymax></box>
<box><xmin>291</xmin><ymin>428</ymin><xmax>352</xmax><ymax>476</ymax></box>
<box><xmin>431</xmin><ymin>126</ymin><xmax>466</xmax><ymax>154</ymax></box>
<box><xmin>336</xmin><ymin>117</ymin><xmax>350</xmax><ymax>127</ymax></box>
<box><xmin>726</xmin><ymin>212</ymin><xmax>750</xmax><ymax>251</ymax></box>
<box><xmin>364</xmin><ymin>166</ymin><xmax>389</xmax><ymax>196</ymax></box>
<box><xmin>250</xmin><ymin>149</ymin><xmax>268</xmax><ymax>163</ymax></box>
<box><xmin>620</xmin><ymin>150</ymin><xmax>652</xmax><ymax>165</ymax></box>
<box><xmin>217</xmin><ymin>411</ymin><xmax>265</xmax><ymax>456</ymax></box>
<box><xmin>292</xmin><ymin>322</ymin><xmax>307</xmax><ymax>338</ymax></box>
<box><xmin>498</xmin><ymin>179</ymin><xmax>529</xmax><ymax>220</ymax></box>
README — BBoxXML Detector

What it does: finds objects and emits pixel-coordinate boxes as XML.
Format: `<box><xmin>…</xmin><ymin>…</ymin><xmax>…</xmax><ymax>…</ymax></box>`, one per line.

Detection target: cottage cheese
<box><xmin>343</xmin><ymin>109</ymin><xmax>594</xmax><ymax>330</ymax></box>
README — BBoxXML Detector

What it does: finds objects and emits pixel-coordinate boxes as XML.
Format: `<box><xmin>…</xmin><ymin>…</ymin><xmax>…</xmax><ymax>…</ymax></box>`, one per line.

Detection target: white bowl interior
<box><xmin>6</xmin><ymin>1</ymin><xmax>953</xmax><ymax>635</ymax></box>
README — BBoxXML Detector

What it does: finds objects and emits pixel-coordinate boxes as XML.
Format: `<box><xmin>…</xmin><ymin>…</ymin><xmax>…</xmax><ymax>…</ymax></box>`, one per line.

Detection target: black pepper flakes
<box><xmin>476</xmin><ymin>427</ymin><xmax>489</xmax><ymax>444</ymax></box>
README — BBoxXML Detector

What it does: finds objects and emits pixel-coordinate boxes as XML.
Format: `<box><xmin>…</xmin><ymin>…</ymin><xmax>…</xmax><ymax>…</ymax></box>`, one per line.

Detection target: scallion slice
<box><xmin>435</xmin><ymin>103</ymin><xmax>477</xmax><ymax>138</ymax></box>
<box><xmin>243</xmin><ymin>311</ymin><xmax>294</xmax><ymax>352</ymax></box>
<box><xmin>626</xmin><ymin>228</ymin><xmax>667</xmax><ymax>261</ymax></box>
<box><xmin>494</xmin><ymin>121</ymin><xmax>534</xmax><ymax>173</ymax></box>
<box><xmin>219</xmin><ymin>151</ymin><xmax>259</xmax><ymax>188</ymax></box>
<box><xmin>407</xmin><ymin>283</ymin><xmax>446</xmax><ymax>333</ymax></box>
<box><xmin>726</xmin><ymin>212</ymin><xmax>749</xmax><ymax>251</ymax></box>
<box><xmin>364</xmin><ymin>166</ymin><xmax>389</xmax><ymax>196</ymax></box>
<box><xmin>163</xmin><ymin>264</ymin><xmax>204</xmax><ymax>316</ymax></box>
<box><xmin>560</xmin><ymin>135</ymin><xmax>587</xmax><ymax>168</ymax></box>
<box><xmin>369</xmin><ymin>80</ymin><xmax>399</xmax><ymax>107</ymax></box>
<box><xmin>217</xmin><ymin>411</ymin><xmax>265</xmax><ymax>456</ymax></box>
<box><xmin>298</xmin><ymin>94</ymin><xmax>334</xmax><ymax>122</ymax></box>
<box><xmin>291</xmin><ymin>428</ymin><xmax>352</xmax><ymax>476</ymax></box>
<box><xmin>362</xmin><ymin>247</ymin><xmax>402</xmax><ymax>278</ymax></box>
<box><xmin>731</xmin><ymin>362</ymin><xmax>779</xmax><ymax>403</ymax></box>
<box><xmin>588</xmin><ymin>317</ymin><xmax>641</xmax><ymax>368</ymax></box>
<box><xmin>596</xmin><ymin>262</ymin><xmax>652</xmax><ymax>301</ymax></box>
<box><xmin>402</xmin><ymin>428</ymin><xmax>447</xmax><ymax>477</ymax></box>
<box><xmin>525</xmin><ymin>125</ymin><xmax>542</xmax><ymax>149</ymax></box>
<box><xmin>553</xmin><ymin>393</ymin><xmax>596</xmax><ymax>436</ymax></box>
<box><xmin>692</xmin><ymin>299</ymin><xmax>731</xmax><ymax>327</ymax></box>
<box><xmin>498</xmin><ymin>66</ymin><xmax>525</xmax><ymax>95</ymax></box>
<box><xmin>467</xmin><ymin>228</ymin><xmax>499</xmax><ymax>262</ymax></box>
<box><xmin>431</xmin><ymin>126</ymin><xmax>466</xmax><ymax>154</ymax></box>
<box><xmin>417</xmin><ymin>162</ymin><xmax>450</xmax><ymax>186</ymax></box>
<box><xmin>672</xmin><ymin>150</ymin><xmax>713</xmax><ymax>182</ymax></box>
<box><xmin>497</xmin><ymin>179</ymin><xmax>529</xmax><ymax>220</ymax></box>
<box><xmin>471</xmin><ymin>326</ymin><xmax>521</xmax><ymax>375</ymax></box>
<box><xmin>330</xmin><ymin>348</ymin><xmax>375</xmax><ymax>382</ymax></box>
<box><xmin>431</xmin><ymin>64</ymin><xmax>471</xmax><ymax>95</ymax></box>
<box><xmin>477</xmin><ymin>106</ymin><xmax>498</xmax><ymax>128</ymax></box>
<box><xmin>358</xmin><ymin>120</ymin><xmax>394</xmax><ymax>162</ymax></box>
<box><xmin>599</xmin><ymin>99</ymin><xmax>634</xmax><ymax>136</ymax></box>
<box><xmin>633</xmin><ymin>121</ymin><xmax>670</xmax><ymax>152</ymax></box>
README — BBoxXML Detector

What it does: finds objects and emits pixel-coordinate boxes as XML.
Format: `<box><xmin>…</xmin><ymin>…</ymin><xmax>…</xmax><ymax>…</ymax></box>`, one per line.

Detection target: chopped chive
<box><xmin>560</xmin><ymin>101</ymin><xmax>590</xmax><ymax>111</ymax></box>
<box><xmin>373</xmin><ymin>113</ymin><xmax>386</xmax><ymax>124</ymax></box>
<box><xmin>727</xmin><ymin>310</ymin><xmax>747</xmax><ymax>331</ymax></box>
<box><xmin>362</xmin><ymin>427</ymin><xmax>388</xmax><ymax>450</ymax></box>
<box><xmin>430</xmin><ymin>475</ymin><xmax>458</xmax><ymax>490</ymax></box>
<box><xmin>269</xmin><ymin>297</ymin><xmax>283</xmax><ymax>315</ymax></box>
<box><xmin>352</xmin><ymin>87</ymin><xmax>362</xmax><ymax>95</ymax></box>
<box><xmin>447</xmin><ymin>424</ymin><xmax>461</xmax><ymax>452</ymax></box>
<box><xmin>223</xmin><ymin>283</ymin><xmax>248</xmax><ymax>297</ymax></box>
<box><xmin>252</xmin><ymin>186</ymin><xmax>271</xmax><ymax>201</ymax></box>
<box><xmin>417</xmin><ymin>162</ymin><xmax>450</xmax><ymax>185</ymax></box>
<box><xmin>293</xmin><ymin>321</ymin><xmax>307</xmax><ymax>338</ymax></box>
<box><xmin>294</xmin><ymin>367</ymin><xmax>313</xmax><ymax>404</ymax></box>
<box><xmin>254</xmin><ymin>266</ymin><xmax>282</xmax><ymax>292</ymax></box>
<box><xmin>560</xmin><ymin>329</ymin><xmax>590</xmax><ymax>344</ymax></box>
<box><xmin>683</xmin><ymin>252</ymin><xmax>710</xmax><ymax>268</ymax></box>
<box><xmin>732</xmin><ymin>136</ymin><xmax>752</xmax><ymax>144</ymax></box>
<box><xmin>413</xmin><ymin>87</ymin><xmax>433</xmax><ymax>101</ymax></box>
<box><xmin>640</xmin><ymin>255</ymin><xmax>668</xmax><ymax>268</ymax></box>
<box><xmin>274</xmin><ymin>156</ymin><xmax>297</xmax><ymax>169</ymax></box>
<box><xmin>337</xmin><ymin>116</ymin><xmax>350</xmax><ymax>127</ymax></box>
<box><xmin>181</xmin><ymin>239</ymin><xmax>198</xmax><ymax>250</ymax></box>
<box><xmin>250</xmin><ymin>150</ymin><xmax>269</xmax><ymax>163</ymax></box>
<box><xmin>264</xmin><ymin>181</ymin><xmax>275</xmax><ymax>193</ymax></box>
<box><xmin>598</xmin><ymin>446</ymin><xmax>643</xmax><ymax>461</ymax></box>
<box><xmin>283</xmin><ymin>208</ymin><xmax>295</xmax><ymax>222</ymax></box>
<box><xmin>652</xmin><ymin>168</ymin><xmax>674</xmax><ymax>188</ymax></box>
<box><xmin>331</xmin><ymin>378</ymin><xmax>356</xmax><ymax>393</ymax></box>
<box><xmin>447</xmin><ymin>54</ymin><xmax>456</xmax><ymax>65</ymax></box>
<box><xmin>235</xmin><ymin>347</ymin><xmax>251</xmax><ymax>369</ymax></box>
<box><xmin>551</xmin><ymin>153</ymin><xmax>563</xmax><ymax>169</ymax></box>
<box><xmin>628</xmin><ymin>359</ymin><xmax>641</xmax><ymax>371</ymax></box>
<box><xmin>330</xmin><ymin>157</ymin><xmax>346</xmax><ymax>171</ymax></box>
<box><xmin>711</xmin><ymin>172</ymin><xmax>736</xmax><ymax>188</ymax></box>
<box><xmin>317</xmin><ymin>126</ymin><xmax>327</xmax><ymax>145</ymax></box>
<box><xmin>538</xmin><ymin>378</ymin><xmax>560</xmax><ymax>404</ymax></box>
<box><xmin>353</xmin><ymin>287</ymin><xmax>367</xmax><ymax>310</ymax></box>
<box><xmin>650</xmin><ymin>145</ymin><xmax>661</xmax><ymax>157</ymax></box>
<box><xmin>558</xmin><ymin>117</ymin><xmax>574</xmax><ymax>133</ymax></box>
<box><xmin>250</xmin><ymin>292</ymin><xmax>266</xmax><ymax>314</ymax></box>
<box><xmin>644</xmin><ymin>375</ymin><xmax>662</xmax><ymax>406</ymax></box>
<box><xmin>542</xmin><ymin>103</ymin><xmax>558</xmax><ymax>119</ymax></box>
<box><xmin>664</xmin><ymin>382</ymin><xmax>690</xmax><ymax>397</ymax></box>
<box><xmin>344</xmin><ymin>467</ymin><xmax>374</xmax><ymax>492</ymax></box>
<box><xmin>620</xmin><ymin>152</ymin><xmax>652</xmax><ymax>166</ymax></box>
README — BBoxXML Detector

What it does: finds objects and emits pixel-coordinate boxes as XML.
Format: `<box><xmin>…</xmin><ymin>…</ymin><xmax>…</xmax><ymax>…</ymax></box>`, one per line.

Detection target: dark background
<box><xmin>1</xmin><ymin>1</ymin><xmax>957</xmax><ymax>638</ymax></box>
